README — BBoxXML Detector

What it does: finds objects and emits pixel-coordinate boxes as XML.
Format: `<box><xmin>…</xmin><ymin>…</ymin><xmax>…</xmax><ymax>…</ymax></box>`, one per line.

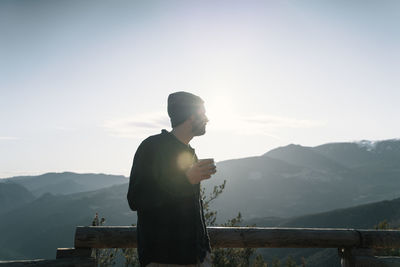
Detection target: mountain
<box><xmin>1</xmin><ymin>180</ymin><xmax>399</xmax><ymax>265</ymax></box>
<box><xmin>314</xmin><ymin>139</ymin><xmax>400</xmax><ymax>169</ymax></box>
<box><xmin>265</xmin><ymin>144</ymin><xmax>348</xmax><ymax>174</ymax></box>
<box><xmin>0</xmin><ymin>182</ymin><xmax>35</xmax><ymax>214</ymax></box>
<box><xmin>245</xmin><ymin>196</ymin><xmax>400</xmax><ymax>267</ymax></box>
<box><xmin>1</xmin><ymin>172</ymin><xmax>128</xmax><ymax>197</ymax></box>
<box><xmin>246</xmin><ymin>196</ymin><xmax>400</xmax><ymax>229</ymax></box>
<box><xmin>0</xmin><ymin>183</ymin><xmax>134</xmax><ymax>260</ymax></box>
<box><xmin>203</xmin><ymin>154</ymin><xmax>350</xmax><ymax>221</ymax></box>
<box><xmin>1</xmin><ymin>138</ymin><xmax>400</xmax><ymax>262</ymax></box>
<box><xmin>203</xmin><ymin>139</ymin><xmax>400</xmax><ymax>222</ymax></box>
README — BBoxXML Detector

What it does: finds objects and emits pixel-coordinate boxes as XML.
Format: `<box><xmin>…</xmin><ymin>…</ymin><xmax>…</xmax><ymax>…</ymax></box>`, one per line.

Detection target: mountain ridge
<box><xmin>1</xmin><ymin>138</ymin><xmax>399</xmax><ymax>264</ymax></box>
<box><xmin>0</xmin><ymin>182</ymin><xmax>35</xmax><ymax>214</ymax></box>
<box><xmin>205</xmin><ymin>138</ymin><xmax>400</xmax><ymax>221</ymax></box>
<box><xmin>1</xmin><ymin>171</ymin><xmax>128</xmax><ymax>197</ymax></box>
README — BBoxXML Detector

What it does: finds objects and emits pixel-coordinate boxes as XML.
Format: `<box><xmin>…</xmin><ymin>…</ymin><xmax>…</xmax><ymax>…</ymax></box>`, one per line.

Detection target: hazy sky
<box><xmin>1</xmin><ymin>0</ymin><xmax>399</xmax><ymax>178</ymax></box>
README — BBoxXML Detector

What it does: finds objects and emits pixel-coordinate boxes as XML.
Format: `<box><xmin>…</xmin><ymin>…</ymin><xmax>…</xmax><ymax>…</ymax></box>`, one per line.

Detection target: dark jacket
<box><xmin>127</xmin><ymin>129</ymin><xmax>211</xmax><ymax>266</ymax></box>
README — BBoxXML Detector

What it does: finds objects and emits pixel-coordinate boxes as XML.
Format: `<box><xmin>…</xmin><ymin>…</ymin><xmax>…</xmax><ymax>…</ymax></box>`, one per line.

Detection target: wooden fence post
<box><xmin>339</xmin><ymin>247</ymin><xmax>355</xmax><ymax>267</ymax></box>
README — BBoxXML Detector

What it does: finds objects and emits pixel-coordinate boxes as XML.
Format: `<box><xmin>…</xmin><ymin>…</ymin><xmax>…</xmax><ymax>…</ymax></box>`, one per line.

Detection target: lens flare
<box><xmin>177</xmin><ymin>152</ymin><xmax>194</xmax><ymax>170</ymax></box>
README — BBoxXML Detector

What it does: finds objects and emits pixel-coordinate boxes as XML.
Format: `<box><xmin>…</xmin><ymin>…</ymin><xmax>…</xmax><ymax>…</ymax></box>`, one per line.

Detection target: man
<box><xmin>127</xmin><ymin>91</ymin><xmax>216</xmax><ymax>267</ymax></box>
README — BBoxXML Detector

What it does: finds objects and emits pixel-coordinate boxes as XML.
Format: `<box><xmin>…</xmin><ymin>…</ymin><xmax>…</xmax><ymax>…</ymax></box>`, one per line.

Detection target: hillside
<box><xmin>246</xmin><ymin>196</ymin><xmax>400</xmax><ymax>267</ymax></box>
<box><xmin>0</xmin><ymin>183</ymin><xmax>134</xmax><ymax>260</ymax></box>
<box><xmin>265</xmin><ymin>144</ymin><xmax>348</xmax><ymax>174</ymax></box>
<box><xmin>1</xmin><ymin>138</ymin><xmax>400</xmax><ymax>263</ymax></box>
<box><xmin>247</xmin><ymin>196</ymin><xmax>400</xmax><ymax>228</ymax></box>
<box><xmin>204</xmin><ymin>155</ymin><xmax>357</xmax><ymax>222</ymax></box>
<box><xmin>0</xmin><ymin>182</ymin><xmax>35</xmax><ymax>214</ymax></box>
<box><xmin>204</xmin><ymin>139</ymin><xmax>400</xmax><ymax>222</ymax></box>
<box><xmin>1</xmin><ymin>183</ymin><xmax>399</xmax><ymax>264</ymax></box>
<box><xmin>314</xmin><ymin>139</ymin><xmax>400</xmax><ymax>169</ymax></box>
<box><xmin>1</xmin><ymin>172</ymin><xmax>128</xmax><ymax>197</ymax></box>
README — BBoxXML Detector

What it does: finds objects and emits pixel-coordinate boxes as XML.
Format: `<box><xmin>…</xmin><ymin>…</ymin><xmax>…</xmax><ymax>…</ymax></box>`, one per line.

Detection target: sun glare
<box><xmin>204</xmin><ymin>93</ymin><xmax>237</xmax><ymax>133</ymax></box>
<box><xmin>177</xmin><ymin>151</ymin><xmax>194</xmax><ymax>170</ymax></box>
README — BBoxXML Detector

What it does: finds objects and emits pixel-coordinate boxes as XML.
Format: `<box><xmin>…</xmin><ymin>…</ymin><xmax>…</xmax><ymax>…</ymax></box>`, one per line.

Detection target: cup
<box><xmin>198</xmin><ymin>158</ymin><xmax>215</xmax><ymax>166</ymax></box>
<box><xmin>198</xmin><ymin>158</ymin><xmax>216</xmax><ymax>173</ymax></box>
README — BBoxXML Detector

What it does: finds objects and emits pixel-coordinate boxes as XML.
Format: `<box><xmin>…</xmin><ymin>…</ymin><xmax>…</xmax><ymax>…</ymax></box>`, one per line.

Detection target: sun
<box><xmin>204</xmin><ymin>93</ymin><xmax>237</xmax><ymax>132</ymax></box>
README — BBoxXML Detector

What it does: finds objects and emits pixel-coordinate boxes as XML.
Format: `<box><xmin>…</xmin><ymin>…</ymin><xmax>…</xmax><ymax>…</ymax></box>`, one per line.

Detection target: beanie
<box><xmin>167</xmin><ymin>91</ymin><xmax>204</xmax><ymax>127</ymax></box>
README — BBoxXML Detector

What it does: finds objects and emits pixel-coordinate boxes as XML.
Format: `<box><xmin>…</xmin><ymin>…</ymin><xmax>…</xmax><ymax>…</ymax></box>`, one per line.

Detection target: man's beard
<box><xmin>192</xmin><ymin>119</ymin><xmax>206</xmax><ymax>136</ymax></box>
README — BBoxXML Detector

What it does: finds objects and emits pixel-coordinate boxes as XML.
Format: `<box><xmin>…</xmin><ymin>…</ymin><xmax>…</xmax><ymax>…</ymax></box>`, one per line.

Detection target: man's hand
<box><xmin>185</xmin><ymin>159</ymin><xmax>217</xmax><ymax>185</ymax></box>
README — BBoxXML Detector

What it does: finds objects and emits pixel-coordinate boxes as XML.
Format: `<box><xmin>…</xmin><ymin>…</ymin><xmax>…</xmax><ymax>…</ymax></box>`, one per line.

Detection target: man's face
<box><xmin>191</xmin><ymin>104</ymin><xmax>208</xmax><ymax>136</ymax></box>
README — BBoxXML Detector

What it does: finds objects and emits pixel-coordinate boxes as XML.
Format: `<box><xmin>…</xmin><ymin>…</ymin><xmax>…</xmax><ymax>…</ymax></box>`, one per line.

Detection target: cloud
<box><xmin>102</xmin><ymin>112</ymin><xmax>324</xmax><ymax>140</ymax></box>
<box><xmin>0</xmin><ymin>136</ymin><xmax>19</xmax><ymax>141</ymax></box>
<box><xmin>102</xmin><ymin>112</ymin><xmax>170</xmax><ymax>138</ymax></box>
<box><xmin>54</xmin><ymin>126</ymin><xmax>77</xmax><ymax>131</ymax></box>
<box><xmin>210</xmin><ymin>114</ymin><xmax>324</xmax><ymax>138</ymax></box>
<box><xmin>240</xmin><ymin>114</ymin><xmax>324</xmax><ymax>129</ymax></box>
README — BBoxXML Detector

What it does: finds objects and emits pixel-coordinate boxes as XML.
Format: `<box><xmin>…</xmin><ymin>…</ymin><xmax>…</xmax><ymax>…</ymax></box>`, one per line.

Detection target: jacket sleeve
<box><xmin>157</xmin><ymin>160</ymin><xmax>195</xmax><ymax>199</ymax></box>
<box><xmin>127</xmin><ymin>139</ymin><xmax>163</xmax><ymax>212</ymax></box>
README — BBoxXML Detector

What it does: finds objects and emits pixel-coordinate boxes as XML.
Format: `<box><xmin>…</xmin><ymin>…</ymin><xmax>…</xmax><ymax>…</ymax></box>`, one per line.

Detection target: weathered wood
<box><xmin>75</xmin><ymin>226</ymin><xmax>362</xmax><ymax>248</ymax></box>
<box><xmin>359</xmin><ymin>230</ymin><xmax>400</xmax><ymax>249</ymax></box>
<box><xmin>56</xmin><ymin>248</ymin><xmax>93</xmax><ymax>259</ymax></box>
<box><xmin>353</xmin><ymin>248</ymin><xmax>374</xmax><ymax>256</ymax></box>
<box><xmin>339</xmin><ymin>230</ymin><xmax>400</xmax><ymax>267</ymax></box>
<box><xmin>339</xmin><ymin>248</ymin><xmax>400</xmax><ymax>267</ymax></box>
<box><xmin>74</xmin><ymin>226</ymin><xmax>400</xmax><ymax>249</ymax></box>
<box><xmin>75</xmin><ymin>226</ymin><xmax>137</xmax><ymax>248</ymax></box>
<box><xmin>208</xmin><ymin>227</ymin><xmax>360</xmax><ymax>248</ymax></box>
<box><xmin>6</xmin><ymin>227</ymin><xmax>400</xmax><ymax>266</ymax></box>
<box><xmin>339</xmin><ymin>247</ymin><xmax>356</xmax><ymax>267</ymax></box>
<box><xmin>72</xmin><ymin>226</ymin><xmax>400</xmax><ymax>267</ymax></box>
<box><xmin>0</xmin><ymin>258</ymin><xmax>95</xmax><ymax>266</ymax></box>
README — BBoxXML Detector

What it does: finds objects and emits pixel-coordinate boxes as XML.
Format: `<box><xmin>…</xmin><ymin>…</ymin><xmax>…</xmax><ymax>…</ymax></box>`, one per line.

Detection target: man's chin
<box><xmin>193</xmin><ymin>127</ymin><xmax>206</xmax><ymax>136</ymax></box>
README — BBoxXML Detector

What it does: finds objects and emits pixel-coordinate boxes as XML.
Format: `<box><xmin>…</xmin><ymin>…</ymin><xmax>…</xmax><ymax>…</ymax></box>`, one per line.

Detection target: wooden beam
<box><xmin>208</xmin><ymin>227</ymin><xmax>360</xmax><ymax>248</ymax></box>
<box><xmin>359</xmin><ymin>230</ymin><xmax>400</xmax><ymax>249</ymax></box>
<box><xmin>75</xmin><ymin>226</ymin><xmax>363</xmax><ymax>248</ymax></box>
<box><xmin>74</xmin><ymin>226</ymin><xmax>400</xmax><ymax>249</ymax></box>
<box><xmin>339</xmin><ymin>248</ymin><xmax>400</xmax><ymax>267</ymax></box>
<box><xmin>75</xmin><ymin>226</ymin><xmax>137</xmax><ymax>249</ymax></box>
<box><xmin>339</xmin><ymin>247</ymin><xmax>355</xmax><ymax>267</ymax></box>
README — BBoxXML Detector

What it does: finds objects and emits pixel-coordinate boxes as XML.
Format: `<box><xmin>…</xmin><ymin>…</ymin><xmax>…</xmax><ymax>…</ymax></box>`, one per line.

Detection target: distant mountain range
<box><xmin>245</xmin><ymin>195</ymin><xmax>400</xmax><ymax>267</ymax></box>
<box><xmin>0</xmin><ymin>172</ymin><xmax>131</xmax><ymax>260</ymax></box>
<box><xmin>0</xmin><ymin>182</ymin><xmax>35</xmax><ymax>214</ymax></box>
<box><xmin>0</xmin><ymin>183</ymin><xmax>135</xmax><ymax>260</ymax></box>
<box><xmin>1</xmin><ymin>180</ymin><xmax>399</xmax><ymax>265</ymax></box>
<box><xmin>205</xmin><ymin>139</ymin><xmax>400</xmax><ymax>222</ymax></box>
<box><xmin>0</xmin><ymin>139</ymin><xmax>399</xmax><ymax>265</ymax></box>
<box><xmin>1</xmin><ymin>172</ymin><xmax>127</xmax><ymax>197</ymax></box>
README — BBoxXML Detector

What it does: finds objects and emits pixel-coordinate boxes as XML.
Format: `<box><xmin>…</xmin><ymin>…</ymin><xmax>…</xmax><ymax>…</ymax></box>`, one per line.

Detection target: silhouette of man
<box><xmin>127</xmin><ymin>91</ymin><xmax>216</xmax><ymax>267</ymax></box>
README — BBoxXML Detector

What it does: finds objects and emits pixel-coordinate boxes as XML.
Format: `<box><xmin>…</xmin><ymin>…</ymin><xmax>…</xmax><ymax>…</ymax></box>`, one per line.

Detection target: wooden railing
<box><xmin>2</xmin><ymin>226</ymin><xmax>400</xmax><ymax>266</ymax></box>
